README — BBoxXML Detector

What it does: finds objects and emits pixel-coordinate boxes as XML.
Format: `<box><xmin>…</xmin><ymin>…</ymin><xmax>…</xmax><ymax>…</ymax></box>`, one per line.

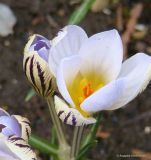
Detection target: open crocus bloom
<box><xmin>0</xmin><ymin>108</ymin><xmax>37</xmax><ymax>160</ymax></box>
<box><xmin>47</xmin><ymin>25</ymin><xmax>151</xmax><ymax>126</ymax></box>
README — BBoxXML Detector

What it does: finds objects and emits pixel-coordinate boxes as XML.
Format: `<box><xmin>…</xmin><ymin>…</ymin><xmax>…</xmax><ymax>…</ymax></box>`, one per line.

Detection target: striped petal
<box><xmin>13</xmin><ymin>115</ymin><xmax>31</xmax><ymax>142</ymax></box>
<box><xmin>54</xmin><ymin>96</ymin><xmax>96</xmax><ymax>126</ymax></box>
<box><xmin>6</xmin><ymin>135</ymin><xmax>37</xmax><ymax>160</ymax></box>
<box><xmin>23</xmin><ymin>52</ymin><xmax>55</xmax><ymax>97</ymax></box>
<box><xmin>49</xmin><ymin>25</ymin><xmax>88</xmax><ymax>76</ymax></box>
<box><xmin>0</xmin><ymin>134</ymin><xmax>36</xmax><ymax>160</ymax></box>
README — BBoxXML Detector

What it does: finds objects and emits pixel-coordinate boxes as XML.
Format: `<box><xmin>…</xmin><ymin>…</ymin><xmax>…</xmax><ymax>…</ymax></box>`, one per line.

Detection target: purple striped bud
<box><xmin>23</xmin><ymin>34</ymin><xmax>56</xmax><ymax>97</ymax></box>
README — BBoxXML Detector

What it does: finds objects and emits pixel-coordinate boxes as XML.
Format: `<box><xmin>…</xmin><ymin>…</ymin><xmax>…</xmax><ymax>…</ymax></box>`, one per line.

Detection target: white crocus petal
<box><xmin>107</xmin><ymin>53</ymin><xmax>151</xmax><ymax>110</ymax></box>
<box><xmin>55</xmin><ymin>96</ymin><xmax>96</xmax><ymax>126</ymax></box>
<box><xmin>79</xmin><ymin>29</ymin><xmax>123</xmax><ymax>82</ymax></box>
<box><xmin>6</xmin><ymin>135</ymin><xmax>37</xmax><ymax>160</ymax></box>
<box><xmin>49</xmin><ymin>25</ymin><xmax>88</xmax><ymax>76</ymax></box>
<box><xmin>13</xmin><ymin>115</ymin><xmax>31</xmax><ymax>142</ymax></box>
<box><xmin>57</xmin><ymin>55</ymin><xmax>81</xmax><ymax>107</ymax></box>
<box><xmin>81</xmin><ymin>79</ymin><xmax>125</xmax><ymax>112</ymax></box>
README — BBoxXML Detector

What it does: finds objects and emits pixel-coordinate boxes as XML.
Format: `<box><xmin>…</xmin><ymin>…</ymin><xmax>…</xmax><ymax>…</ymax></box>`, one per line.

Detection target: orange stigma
<box><xmin>83</xmin><ymin>83</ymin><xmax>93</xmax><ymax>98</ymax></box>
<box><xmin>78</xmin><ymin>78</ymin><xmax>94</xmax><ymax>105</ymax></box>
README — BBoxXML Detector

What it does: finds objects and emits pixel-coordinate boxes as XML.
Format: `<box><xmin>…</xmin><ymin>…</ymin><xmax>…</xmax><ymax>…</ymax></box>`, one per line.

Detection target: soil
<box><xmin>0</xmin><ymin>0</ymin><xmax>151</xmax><ymax>160</ymax></box>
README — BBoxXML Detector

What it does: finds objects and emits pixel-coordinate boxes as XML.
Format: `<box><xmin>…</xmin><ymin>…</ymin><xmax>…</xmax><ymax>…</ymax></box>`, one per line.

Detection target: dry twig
<box><xmin>120</xmin><ymin>110</ymin><xmax>151</xmax><ymax>127</ymax></box>
<box><xmin>116</xmin><ymin>3</ymin><xmax>123</xmax><ymax>32</ymax></box>
<box><xmin>122</xmin><ymin>3</ymin><xmax>143</xmax><ymax>59</ymax></box>
<box><xmin>46</xmin><ymin>15</ymin><xmax>60</xmax><ymax>29</ymax></box>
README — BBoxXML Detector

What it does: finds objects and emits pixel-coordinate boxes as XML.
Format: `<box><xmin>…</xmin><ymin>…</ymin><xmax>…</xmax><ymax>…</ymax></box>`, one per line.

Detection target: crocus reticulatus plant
<box><xmin>23</xmin><ymin>25</ymin><xmax>151</xmax><ymax>160</ymax></box>
<box><xmin>0</xmin><ymin>108</ymin><xmax>37</xmax><ymax>160</ymax></box>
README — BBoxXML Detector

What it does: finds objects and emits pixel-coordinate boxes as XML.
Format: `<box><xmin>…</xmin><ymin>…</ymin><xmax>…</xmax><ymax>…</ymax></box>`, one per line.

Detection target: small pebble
<box><xmin>12</xmin><ymin>79</ymin><xmax>18</xmax><ymax>85</ymax></box>
<box><xmin>144</xmin><ymin>126</ymin><xmax>151</xmax><ymax>134</ymax></box>
<box><xmin>4</xmin><ymin>40</ymin><xmax>10</xmax><ymax>47</ymax></box>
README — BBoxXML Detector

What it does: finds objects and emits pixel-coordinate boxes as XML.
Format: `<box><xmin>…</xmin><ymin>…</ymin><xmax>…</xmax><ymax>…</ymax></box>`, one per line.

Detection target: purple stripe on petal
<box><xmin>64</xmin><ymin>112</ymin><xmax>71</xmax><ymax>124</ymax></box>
<box><xmin>72</xmin><ymin>115</ymin><xmax>77</xmax><ymax>126</ymax></box>
<box><xmin>58</xmin><ymin>111</ymin><xmax>64</xmax><ymax>117</ymax></box>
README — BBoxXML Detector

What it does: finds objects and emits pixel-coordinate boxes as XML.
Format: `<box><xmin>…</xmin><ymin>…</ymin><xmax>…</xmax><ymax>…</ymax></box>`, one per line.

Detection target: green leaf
<box><xmin>68</xmin><ymin>0</ymin><xmax>95</xmax><ymax>25</ymax></box>
<box><xmin>29</xmin><ymin>134</ymin><xmax>58</xmax><ymax>155</ymax></box>
<box><xmin>25</xmin><ymin>88</ymin><xmax>36</xmax><ymax>102</ymax></box>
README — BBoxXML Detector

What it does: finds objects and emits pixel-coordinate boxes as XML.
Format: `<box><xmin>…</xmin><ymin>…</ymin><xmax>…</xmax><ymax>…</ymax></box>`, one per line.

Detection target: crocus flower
<box><xmin>0</xmin><ymin>108</ymin><xmax>37</xmax><ymax>160</ymax></box>
<box><xmin>23</xmin><ymin>34</ymin><xmax>55</xmax><ymax>97</ymax></box>
<box><xmin>47</xmin><ymin>25</ymin><xmax>151</xmax><ymax>126</ymax></box>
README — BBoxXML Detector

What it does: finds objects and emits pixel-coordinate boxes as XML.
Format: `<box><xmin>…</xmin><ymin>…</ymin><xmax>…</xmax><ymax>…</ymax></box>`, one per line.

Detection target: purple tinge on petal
<box><xmin>29</xmin><ymin>35</ymin><xmax>51</xmax><ymax>62</ymax></box>
<box><xmin>0</xmin><ymin>108</ymin><xmax>9</xmax><ymax>116</ymax></box>
<box><xmin>34</xmin><ymin>40</ymin><xmax>49</xmax><ymax>50</ymax></box>
<box><xmin>0</xmin><ymin>116</ymin><xmax>21</xmax><ymax>137</ymax></box>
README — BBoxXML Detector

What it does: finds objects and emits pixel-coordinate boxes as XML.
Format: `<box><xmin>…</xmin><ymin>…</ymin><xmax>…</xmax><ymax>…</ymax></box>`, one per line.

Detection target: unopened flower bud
<box><xmin>23</xmin><ymin>34</ymin><xmax>56</xmax><ymax>97</ymax></box>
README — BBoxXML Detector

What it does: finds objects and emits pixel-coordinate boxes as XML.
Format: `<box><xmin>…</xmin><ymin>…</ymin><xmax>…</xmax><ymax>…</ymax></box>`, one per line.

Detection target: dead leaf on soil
<box><xmin>96</xmin><ymin>126</ymin><xmax>110</xmax><ymax>139</ymax></box>
<box><xmin>132</xmin><ymin>149</ymin><xmax>151</xmax><ymax>160</ymax></box>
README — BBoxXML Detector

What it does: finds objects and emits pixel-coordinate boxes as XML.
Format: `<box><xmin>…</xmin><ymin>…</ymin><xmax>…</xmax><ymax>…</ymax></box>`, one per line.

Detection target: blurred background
<box><xmin>0</xmin><ymin>0</ymin><xmax>151</xmax><ymax>159</ymax></box>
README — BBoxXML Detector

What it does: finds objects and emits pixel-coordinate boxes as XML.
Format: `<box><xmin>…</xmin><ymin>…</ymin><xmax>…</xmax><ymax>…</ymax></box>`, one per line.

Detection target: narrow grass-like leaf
<box><xmin>25</xmin><ymin>88</ymin><xmax>36</xmax><ymax>102</ymax></box>
<box><xmin>68</xmin><ymin>0</ymin><xmax>95</xmax><ymax>25</ymax></box>
<box><xmin>76</xmin><ymin>140</ymin><xmax>98</xmax><ymax>160</ymax></box>
<box><xmin>29</xmin><ymin>134</ymin><xmax>58</xmax><ymax>155</ymax></box>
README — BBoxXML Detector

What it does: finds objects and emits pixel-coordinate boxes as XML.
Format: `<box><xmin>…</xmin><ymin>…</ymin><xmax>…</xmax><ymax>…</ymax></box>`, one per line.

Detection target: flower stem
<box><xmin>46</xmin><ymin>96</ymin><xmax>70</xmax><ymax>160</ymax></box>
<box><xmin>70</xmin><ymin>126</ymin><xmax>84</xmax><ymax>160</ymax></box>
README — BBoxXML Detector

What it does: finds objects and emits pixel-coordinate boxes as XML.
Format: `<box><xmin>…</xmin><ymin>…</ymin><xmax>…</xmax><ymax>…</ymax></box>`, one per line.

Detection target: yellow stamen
<box><xmin>68</xmin><ymin>74</ymin><xmax>105</xmax><ymax>117</ymax></box>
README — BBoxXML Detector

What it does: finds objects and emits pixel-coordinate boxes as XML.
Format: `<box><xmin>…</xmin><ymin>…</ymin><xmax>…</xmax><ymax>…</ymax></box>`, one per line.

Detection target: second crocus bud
<box><xmin>23</xmin><ymin>34</ymin><xmax>56</xmax><ymax>97</ymax></box>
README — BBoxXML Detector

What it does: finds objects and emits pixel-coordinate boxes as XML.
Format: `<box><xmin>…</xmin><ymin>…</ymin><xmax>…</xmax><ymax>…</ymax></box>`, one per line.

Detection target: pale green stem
<box><xmin>46</xmin><ymin>96</ymin><xmax>70</xmax><ymax>160</ymax></box>
<box><xmin>70</xmin><ymin>126</ymin><xmax>85</xmax><ymax>160</ymax></box>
